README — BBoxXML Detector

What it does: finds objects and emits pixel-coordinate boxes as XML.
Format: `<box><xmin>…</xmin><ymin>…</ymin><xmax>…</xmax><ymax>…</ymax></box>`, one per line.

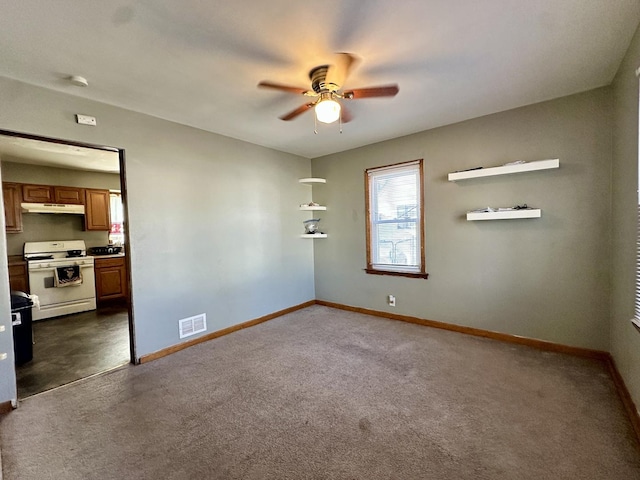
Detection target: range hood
<box><xmin>21</xmin><ymin>202</ymin><xmax>85</xmax><ymax>215</ymax></box>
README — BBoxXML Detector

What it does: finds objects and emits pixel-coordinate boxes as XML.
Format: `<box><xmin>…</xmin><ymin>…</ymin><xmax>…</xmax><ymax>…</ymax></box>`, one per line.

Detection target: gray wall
<box><xmin>0</xmin><ymin>76</ymin><xmax>315</xmax><ymax>403</ymax></box>
<box><xmin>311</xmin><ymin>88</ymin><xmax>612</xmax><ymax>351</ymax></box>
<box><xmin>611</xmin><ymin>23</ymin><xmax>640</xmax><ymax>412</ymax></box>
<box><xmin>1</xmin><ymin>69</ymin><xmax>636</xmax><ymax>412</ymax></box>
<box><xmin>2</xmin><ymin>162</ymin><xmax>121</xmax><ymax>255</ymax></box>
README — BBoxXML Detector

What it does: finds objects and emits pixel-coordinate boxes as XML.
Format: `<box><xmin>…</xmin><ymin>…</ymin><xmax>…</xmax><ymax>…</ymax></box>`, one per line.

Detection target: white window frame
<box><xmin>108</xmin><ymin>190</ymin><xmax>125</xmax><ymax>246</ymax></box>
<box><xmin>365</xmin><ymin>159</ymin><xmax>428</xmax><ymax>279</ymax></box>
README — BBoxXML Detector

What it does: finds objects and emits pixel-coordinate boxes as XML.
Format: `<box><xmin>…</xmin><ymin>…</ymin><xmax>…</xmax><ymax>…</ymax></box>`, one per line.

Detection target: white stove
<box><xmin>24</xmin><ymin>240</ymin><xmax>96</xmax><ymax>321</ymax></box>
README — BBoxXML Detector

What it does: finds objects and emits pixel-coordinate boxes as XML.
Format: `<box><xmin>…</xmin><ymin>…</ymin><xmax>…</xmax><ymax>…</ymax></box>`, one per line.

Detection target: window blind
<box><xmin>367</xmin><ymin>161</ymin><xmax>423</xmax><ymax>273</ymax></box>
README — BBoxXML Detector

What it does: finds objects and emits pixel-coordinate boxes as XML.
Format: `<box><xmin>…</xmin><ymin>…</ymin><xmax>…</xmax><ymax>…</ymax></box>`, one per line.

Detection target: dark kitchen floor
<box><xmin>15</xmin><ymin>305</ymin><xmax>131</xmax><ymax>398</ymax></box>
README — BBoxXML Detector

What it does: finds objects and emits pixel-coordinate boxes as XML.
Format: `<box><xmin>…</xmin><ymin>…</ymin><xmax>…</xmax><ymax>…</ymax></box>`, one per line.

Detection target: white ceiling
<box><xmin>0</xmin><ymin>0</ymin><xmax>638</xmax><ymax>160</ymax></box>
<box><xmin>0</xmin><ymin>135</ymin><xmax>120</xmax><ymax>173</ymax></box>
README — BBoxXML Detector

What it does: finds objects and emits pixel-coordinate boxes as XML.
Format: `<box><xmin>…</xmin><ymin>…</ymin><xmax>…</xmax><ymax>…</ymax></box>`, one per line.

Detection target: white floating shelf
<box><xmin>301</xmin><ymin>234</ymin><xmax>328</xmax><ymax>238</ymax></box>
<box><xmin>449</xmin><ymin>159</ymin><xmax>559</xmax><ymax>182</ymax></box>
<box><xmin>467</xmin><ymin>209</ymin><xmax>541</xmax><ymax>221</ymax></box>
<box><xmin>299</xmin><ymin>178</ymin><xmax>326</xmax><ymax>184</ymax></box>
<box><xmin>299</xmin><ymin>205</ymin><xmax>326</xmax><ymax>211</ymax></box>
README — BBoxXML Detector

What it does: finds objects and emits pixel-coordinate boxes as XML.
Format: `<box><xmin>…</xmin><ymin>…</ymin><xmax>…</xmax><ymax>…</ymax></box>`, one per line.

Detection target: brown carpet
<box><xmin>1</xmin><ymin>305</ymin><xmax>639</xmax><ymax>479</ymax></box>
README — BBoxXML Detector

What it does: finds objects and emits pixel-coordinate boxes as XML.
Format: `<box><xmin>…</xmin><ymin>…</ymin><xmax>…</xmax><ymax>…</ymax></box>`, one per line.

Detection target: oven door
<box><xmin>28</xmin><ymin>262</ymin><xmax>96</xmax><ymax>320</ymax></box>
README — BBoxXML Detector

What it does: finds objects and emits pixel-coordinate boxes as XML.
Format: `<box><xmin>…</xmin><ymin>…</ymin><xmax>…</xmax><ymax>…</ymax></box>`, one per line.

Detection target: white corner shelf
<box><xmin>448</xmin><ymin>159</ymin><xmax>559</xmax><ymax>182</ymax></box>
<box><xmin>299</xmin><ymin>205</ymin><xmax>326</xmax><ymax>211</ymax></box>
<box><xmin>299</xmin><ymin>178</ymin><xmax>327</xmax><ymax>239</ymax></box>
<box><xmin>299</xmin><ymin>178</ymin><xmax>326</xmax><ymax>185</ymax></box>
<box><xmin>467</xmin><ymin>209</ymin><xmax>541</xmax><ymax>221</ymax></box>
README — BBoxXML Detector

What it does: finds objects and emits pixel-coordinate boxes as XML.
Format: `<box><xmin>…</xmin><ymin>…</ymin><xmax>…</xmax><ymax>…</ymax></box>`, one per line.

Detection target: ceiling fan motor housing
<box><xmin>309</xmin><ymin>65</ymin><xmax>339</xmax><ymax>93</ymax></box>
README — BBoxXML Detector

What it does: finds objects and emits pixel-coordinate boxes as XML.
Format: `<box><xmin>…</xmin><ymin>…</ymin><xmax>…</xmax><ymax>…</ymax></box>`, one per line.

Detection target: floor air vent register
<box><xmin>179</xmin><ymin>314</ymin><xmax>207</xmax><ymax>339</ymax></box>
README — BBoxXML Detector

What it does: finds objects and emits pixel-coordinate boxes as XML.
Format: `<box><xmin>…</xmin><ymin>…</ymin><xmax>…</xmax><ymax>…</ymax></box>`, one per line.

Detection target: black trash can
<box><xmin>11</xmin><ymin>291</ymin><xmax>34</xmax><ymax>366</ymax></box>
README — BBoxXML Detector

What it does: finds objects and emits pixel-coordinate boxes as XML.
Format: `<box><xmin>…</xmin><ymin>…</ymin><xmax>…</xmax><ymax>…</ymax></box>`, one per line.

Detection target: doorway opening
<box><xmin>0</xmin><ymin>129</ymin><xmax>135</xmax><ymax>398</ymax></box>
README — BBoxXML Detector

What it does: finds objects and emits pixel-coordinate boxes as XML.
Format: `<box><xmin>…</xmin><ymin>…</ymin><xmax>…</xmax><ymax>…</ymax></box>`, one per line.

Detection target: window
<box><xmin>108</xmin><ymin>190</ymin><xmax>125</xmax><ymax>245</ymax></box>
<box><xmin>365</xmin><ymin>159</ymin><xmax>427</xmax><ymax>278</ymax></box>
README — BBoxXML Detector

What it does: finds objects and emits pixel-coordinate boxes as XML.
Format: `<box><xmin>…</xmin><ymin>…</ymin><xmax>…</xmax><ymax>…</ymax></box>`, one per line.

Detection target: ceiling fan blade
<box><xmin>343</xmin><ymin>84</ymin><xmax>399</xmax><ymax>99</ymax></box>
<box><xmin>325</xmin><ymin>53</ymin><xmax>357</xmax><ymax>89</ymax></box>
<box><xmin>279</xmin><ymin>103</ymin><xmax>315</xmax><ymax>121</ymax></box>
<box><xmin>258</xmin><ymin>81</ymin><xmax>309</xmax><ymax>95</ymax></box>
<box><xmin>340</xmin><ymin>105</ymin><xmax>353</xmax><ymax>123</ymax></box>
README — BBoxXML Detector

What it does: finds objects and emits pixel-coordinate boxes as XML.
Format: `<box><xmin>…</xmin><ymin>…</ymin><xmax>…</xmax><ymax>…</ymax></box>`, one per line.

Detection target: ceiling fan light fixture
<box><xmin>315</xmin><ymin>96</ymin><xmax>341</xmax><ymax>124</ymax></box>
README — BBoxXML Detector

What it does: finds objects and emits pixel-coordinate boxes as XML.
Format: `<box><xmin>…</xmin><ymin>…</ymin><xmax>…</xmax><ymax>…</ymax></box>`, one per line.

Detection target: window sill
<box><xmin>364</xmin><ymin>268</ymin><xmax>429</xmax><ymax>279</ymax></box>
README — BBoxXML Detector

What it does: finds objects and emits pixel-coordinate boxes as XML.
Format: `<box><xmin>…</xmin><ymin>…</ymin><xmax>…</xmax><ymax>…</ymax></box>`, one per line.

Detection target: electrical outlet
<box><xmin>388</xmin><ymin>294</ymin><xmax>396</xmax><ymax>307</ymax></box>
<box><xmin>76</xmin><ymin>114</ymin><xmax>97</xmax><ymax>126</ymax></box>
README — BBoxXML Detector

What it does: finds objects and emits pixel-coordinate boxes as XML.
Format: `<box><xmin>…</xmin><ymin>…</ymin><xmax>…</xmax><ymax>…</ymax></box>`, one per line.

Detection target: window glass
<box><xmin>366</xmin><ymin>160</ymin><xmax>426</xmax><ymax>277</ymax></box>
<box><xmin>109</xmin><ymin>191</ymin><xmax>125</xmax><ymax>245</ymax></box>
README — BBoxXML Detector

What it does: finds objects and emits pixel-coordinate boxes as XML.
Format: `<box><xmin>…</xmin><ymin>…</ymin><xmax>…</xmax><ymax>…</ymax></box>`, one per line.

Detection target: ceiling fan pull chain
<box><xmin>314</xmin><ymin>114</ymin><xmax>318</xmax><ymax>135</ymax></box>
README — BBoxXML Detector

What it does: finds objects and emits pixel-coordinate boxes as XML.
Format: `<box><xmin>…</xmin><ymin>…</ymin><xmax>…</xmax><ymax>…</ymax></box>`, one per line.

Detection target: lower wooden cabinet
<box><xmin>8</xmin><ymin>258</ymin><xmax>29</xmax><ymax>293</ymax></box>
<box><xmin>94</xmin><ymin>256</ymin><xmax>128</xmax><ymax>303</ymax></box>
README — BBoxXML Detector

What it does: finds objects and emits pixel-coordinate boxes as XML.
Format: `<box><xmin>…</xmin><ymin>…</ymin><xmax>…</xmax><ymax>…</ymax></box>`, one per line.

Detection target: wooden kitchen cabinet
<box><xmin>8</xmin><ymin>257</ymin><xmax>29</xmax><ymax>293</ymax></box>
<box><xmin>54</xmin><ymin>186</ymin><xmax>84</xmax><ymax>204</ymax></box>
<box><xmin>94</xmin><ymin>256</ymin><xmax>128</xmax><ymax>304</ymax></box>
<box><xmin>23</xmin><ymin>183</ymin><xmax>84</xmax><ymax>205</ymax></box>
<box><xmin>3</xmin><ymin>182</ymin><xmax>23</xmax><ymax>233</ymax></box>
<box><xmin>22</xmin><ymin>184</ymin><xmax>54</xmax><ymax>203</ymax></box>
<box><xmin>84</xmin><ymin>189</ymin><xmax>111</xmax><ymax>231</ymax></box>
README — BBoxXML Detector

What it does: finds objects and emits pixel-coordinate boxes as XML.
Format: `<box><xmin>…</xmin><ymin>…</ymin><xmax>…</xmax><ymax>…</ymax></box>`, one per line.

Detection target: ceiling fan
<box><xmin>258</xmin><ymin>53</ymin><xmax>399</xmax><ymax>125</ymax></box>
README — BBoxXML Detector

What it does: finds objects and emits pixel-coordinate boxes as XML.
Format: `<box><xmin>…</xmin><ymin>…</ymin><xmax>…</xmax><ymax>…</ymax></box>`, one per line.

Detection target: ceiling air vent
<box><xmin>179</xmin><ymin>313</ymin><xmax>207</xmax><ymax>339</ymax></box>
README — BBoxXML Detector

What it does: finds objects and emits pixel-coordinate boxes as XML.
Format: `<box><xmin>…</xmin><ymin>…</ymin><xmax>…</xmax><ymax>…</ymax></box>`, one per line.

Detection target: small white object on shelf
<box><xmin>299</xmin><ymin>205</ymin><xmax>327</xmax><ymax>211</ymax></box>
<box><xmin>467</xmin><ymin>209</ymin><xmax>541</xmax><ymax>221</ymax></box>
<box><xmin>301</xmin><ymin>233</ymin><xmax>328</xmax><ymax>238</ymax></box>
<box><xmin>448</xmin><ymin>159</ymin><xmax>559</xmax><ymax>182</ymax></box>
<box><xmin>299</xmin><ymin>178</ymin><xmax>326</xmax><ymax>184</ymax></box>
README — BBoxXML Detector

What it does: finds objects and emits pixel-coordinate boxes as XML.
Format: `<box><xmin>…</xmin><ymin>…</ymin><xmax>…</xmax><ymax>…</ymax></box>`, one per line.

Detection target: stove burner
<box><xmin>66</xmin><ymin>254</ymin><xmax>85</xmax><ymax>258</ymax></box>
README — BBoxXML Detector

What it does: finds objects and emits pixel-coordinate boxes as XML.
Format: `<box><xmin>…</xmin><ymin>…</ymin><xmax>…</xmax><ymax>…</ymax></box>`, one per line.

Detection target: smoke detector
<box><xmin>69</xmin><ymin>75</ymin><xmax>88</xmax><ymax>87</ymax></box>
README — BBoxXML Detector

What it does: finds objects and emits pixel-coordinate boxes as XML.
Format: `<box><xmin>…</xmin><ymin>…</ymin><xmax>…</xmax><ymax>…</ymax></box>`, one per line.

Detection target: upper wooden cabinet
<box><xmin>3</xmin><ymin>182</ymin><xmax>23</xmax><ymax>233</ymax></box>
<box><xmin>22</xmin><ymin>184</ymin><xmax>85</xmax><ymax>205</ymax></box>
<box><xmin>84</xmin><ymin>189</ymin><xmax>111</xmax><ymax>231</ymax></box>
<box><xmin>5</xmin><ymin>182</ymin><xmax>112</xmax><ymax>232</ymax></box>
<box><xmin>54</xmin><ymin>186</ymin><xmax>84</xmax><ymax>204</ymax></box>
<box><xmin>22</xmin><ymin>184</ymin><xmax>53</xmax><ymax>203</ymax></box>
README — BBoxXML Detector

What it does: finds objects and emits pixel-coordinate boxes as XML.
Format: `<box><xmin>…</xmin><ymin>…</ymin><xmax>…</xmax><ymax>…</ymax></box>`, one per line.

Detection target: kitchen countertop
<box><xmin>93</xmin><ymin>253</ymin><xmax>125</xmax><ymax>259</ymax></box>
<box><xmin>8</xmin><ymin>255</ymin><xmax>26</xmax><ymax>265</ymax></box>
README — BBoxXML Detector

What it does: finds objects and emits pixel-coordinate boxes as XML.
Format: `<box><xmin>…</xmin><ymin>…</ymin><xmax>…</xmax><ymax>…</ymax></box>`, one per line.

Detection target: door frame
<box><xmin>0</xmin><ymin>128</ymin><xmax>137</xmax><ymax>368</ymax></box>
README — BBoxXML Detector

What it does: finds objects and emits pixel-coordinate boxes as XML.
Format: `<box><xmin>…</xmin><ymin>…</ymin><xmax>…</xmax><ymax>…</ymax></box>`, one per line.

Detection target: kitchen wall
<box><xmin>2</xmin><ymin>161</ymin><xmax>121</xmax><ymax>255</ymax></box>
<box><xmin>311</xmin><ymin>87</ymin><xmax>612</xmax><ymax>351</ymax></box>
<box><xmin>611</xmin><ymin>22</ymin><xmax>640</xmax><ymax>415</ymax></box>
<box><xmin>0</xmin><ymin>76</ymin><xmax>315</xmax><ymax>404</ymax></box>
